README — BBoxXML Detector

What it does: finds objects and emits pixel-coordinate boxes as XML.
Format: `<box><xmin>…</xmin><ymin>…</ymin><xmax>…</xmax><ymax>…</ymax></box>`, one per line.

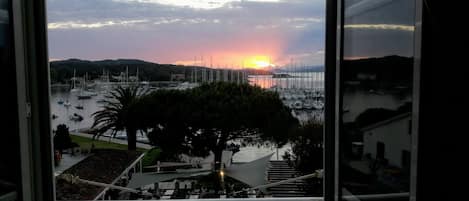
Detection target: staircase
<box><xmin>267</xmin><ymin>160</ymin><xmax>309</xmax><ymax>197</ymax></box>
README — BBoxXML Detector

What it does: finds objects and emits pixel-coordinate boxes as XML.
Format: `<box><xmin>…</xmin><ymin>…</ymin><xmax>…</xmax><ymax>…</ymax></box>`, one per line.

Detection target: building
<box><xmin>361</xmin><ymin>113</ymin><xmax>411</xmax><ymax>169</ymax></box>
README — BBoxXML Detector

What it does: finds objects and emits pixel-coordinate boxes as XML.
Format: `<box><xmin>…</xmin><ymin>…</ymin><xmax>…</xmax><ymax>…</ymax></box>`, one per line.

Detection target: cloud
<box><xmin>112</xmin><ymin>0</ymin><xmax>282</xmax><ymax>10</ymax></box>
<box><xmin>47</xmin><ymin>17</ymin><xmax>226</xmax><ymax>30</ymax></box>
<box><xmin>47</xmin><ymin>0</ymin><xmax>326</xmax><ymax>66</ymax></box>
<box><xmin>48</xmin><ymin>19</ymin><xmax>149</xmax><ymax>29</ymax></box>
<box><xmin>344</xmin><ymin>24</ymin><xmax>414</xmax><ymax>32</ymax></box>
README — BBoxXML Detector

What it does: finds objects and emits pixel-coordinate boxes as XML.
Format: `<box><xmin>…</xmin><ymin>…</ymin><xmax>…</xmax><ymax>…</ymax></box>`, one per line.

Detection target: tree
<box><xmin>286</xmin><ymin>121</ymin><xmax>323</xmax><ymax>172</ymax></box>
<box><xmin>189</xmin><ymin>83</ymin><xmax>298</xmax><ymax>170</ymax></box>
<box><xmin>92</xmin><ymin>85</ymin><xmax>145</xmax><ymax>150</ymax></box>
<box><xmin>133</xmin><ymin>89</ymin><xmax>194</xmax><ymax>159</ymax></box>
<box><xmin>141</xmin><ymin>82</ymin><xmax>299</xmax><ymax>170</ymax></box>
<box><xmin>284</xmin><ymin>121</ymin><xmax>323</xmax><ymax>196</ymax></box>
<box><xmin>54</xmin><ymin>124</ymin><xmax>73</xmax><ymax>153</ymax></box>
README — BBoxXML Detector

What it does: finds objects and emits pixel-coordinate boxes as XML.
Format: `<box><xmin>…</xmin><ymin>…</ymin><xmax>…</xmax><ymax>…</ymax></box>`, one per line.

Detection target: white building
<box><xmin>361</xmin><ymin>113</ymin><xmax>411</xmax><ymax>169</ymax></box>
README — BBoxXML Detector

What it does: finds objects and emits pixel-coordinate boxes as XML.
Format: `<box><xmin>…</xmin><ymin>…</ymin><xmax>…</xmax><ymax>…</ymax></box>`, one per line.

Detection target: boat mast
<box><xmin>126</xmin><ymin>66</ymin><xmax>129</xmax><ymax>85</ymax></box>
<box><xmin>136</xmin><ymin>67</ymin><xmax>139</xmax><ymax>84</ymax></box>
<box><xmin>73</xmin><ymin>69</ymin><xmax>76</xmax><ymax>89</ymax></box>
<box><xmin>210</xmin><ymin>56</ymin><xmax>213</xmax><ymax>83</ymax></box>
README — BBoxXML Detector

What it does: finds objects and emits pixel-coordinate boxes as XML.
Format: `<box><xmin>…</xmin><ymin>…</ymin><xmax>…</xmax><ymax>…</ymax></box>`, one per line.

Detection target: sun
<box><xmin>246</xmin><ymin>56</ymin><xmax>274</xmax><ymax>69</ymax></box>
<box><xmin>253</xmin><ymin>60</ymin><xmax>271</xmax><ymax>68</ymax></box>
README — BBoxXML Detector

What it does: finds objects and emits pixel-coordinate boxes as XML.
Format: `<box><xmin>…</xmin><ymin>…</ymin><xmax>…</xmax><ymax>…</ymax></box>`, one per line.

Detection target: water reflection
<box><xmin>248</xmin><ymin>72</ymin><xmax>324</xmax><ymax>90</ymax></box>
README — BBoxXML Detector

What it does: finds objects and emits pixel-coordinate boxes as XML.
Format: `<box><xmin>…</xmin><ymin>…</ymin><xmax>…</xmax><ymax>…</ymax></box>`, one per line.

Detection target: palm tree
<box><xmin>92</xmin><ymin>85</ymin><xmax>145</xmax><ymax>150</ymax></box>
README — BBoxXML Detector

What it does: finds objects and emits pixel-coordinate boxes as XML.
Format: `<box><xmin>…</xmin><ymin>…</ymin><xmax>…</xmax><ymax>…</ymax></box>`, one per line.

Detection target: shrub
<box><xmin>141</xmin><ymin>148</ymin><xmax>161</xmax><ymax>168</ymax></box>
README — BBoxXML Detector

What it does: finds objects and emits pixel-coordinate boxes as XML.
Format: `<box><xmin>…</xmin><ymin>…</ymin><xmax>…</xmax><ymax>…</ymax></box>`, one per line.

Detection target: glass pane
<box><xmin>1</xmin><ymin>0</ymin><xmax>21</xmax><ymax>200</ymax></box>
<box><xmin>340</xmin><ymin>0</ymin><xmax>415</xmax><ymax>200</ymax></box>
<box><xmin>48</xmin><ymin>0</ymin><xmax>326</xmax><ymax>199</ymax></box>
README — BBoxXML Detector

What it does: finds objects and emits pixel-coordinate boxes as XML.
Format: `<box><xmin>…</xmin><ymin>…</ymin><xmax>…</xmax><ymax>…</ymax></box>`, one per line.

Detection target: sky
<box><xmin>47</xmin><ymin>0</ymin><xmax>326</xmax><ymax>68</ymax></box>
<box><xmin>343</xmin><ymin>0</ymin><xmax>415</xmax><ymax>60</ymax></box>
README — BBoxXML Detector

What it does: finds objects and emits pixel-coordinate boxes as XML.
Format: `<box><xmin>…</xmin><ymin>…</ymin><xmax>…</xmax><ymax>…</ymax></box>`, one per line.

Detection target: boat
<box><xmin>75</xmin><ymin>105</ymin><xmax>84</xmax><ymax>110</ymax></box>
<box><xmin>77</xmin><ymin>94</ymin><xmax>92</xmax><ymax>99</ymax></box>
<box><xmin>69</xmin><ymin>113</ymin><xmax>83</xmax><ymax>121</ymax></box>
<box><xmin>57</xmin><ymin>99</ymin><xmax>64</xmax><ymax>104</ymax></box>
<box><xmin>87</xmin><ymin>91</ymin><xmax>98</xmax><ymax>96</ymax></box>
<box><xmin>63</xmin><ymin>101</ymin><xmax>71</xmax><ymax>107</ymax></box>
<box><xmin>303</xmin><ymin>101</ymin><xmax>314</xmax><ymax>109</ymax></box>
<box><xmin>312</xmin><ymin>101</ymin><xmax>324</xmax><ymax>110</ymax></box>
<box><xmin>293</xmin><ymin>101</ymin><xmax>303</xmax><ymax>110</ymax></box>
<box><xmin>52</xmin><ymin>114</ymin><xmax>58</xmax><ymax>119</ymax></box>
<box><xmin>77</xmin><ymin>73</ymin><xmax>96</xmax><ymax>99</ymax></box>
<box><xmin>70</xmin><ymin>69</ymin><xmax>81</xmax><ymax>93</ymax></box>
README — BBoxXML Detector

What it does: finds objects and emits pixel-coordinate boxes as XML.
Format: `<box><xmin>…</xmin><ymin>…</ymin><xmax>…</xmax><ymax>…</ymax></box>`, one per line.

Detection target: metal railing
<box><xmin>93</xmin><ymin>152</ymin><xmax>146</xmax><ymax>200</ymax></box>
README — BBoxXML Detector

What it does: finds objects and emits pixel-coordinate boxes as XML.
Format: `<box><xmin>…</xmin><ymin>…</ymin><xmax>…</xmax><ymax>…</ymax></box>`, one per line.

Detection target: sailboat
<box><xmin>77</xmin><ymin>73</ymin><xmax>92</xmax><ymax>99</ymax></box>
<box><xmin>69</xmin><ymin>113</ymin><xmax>83</xmax><ymax>121</ymax></box>
<box><xmin>70</xmin><ymin>69</ymin><xmax>81</xmax><ymax>93</ymax></box>
<box><xmin>63</xmin><ymin>100</ymin><xmax>71</xmax><ymax>107</ymax></box>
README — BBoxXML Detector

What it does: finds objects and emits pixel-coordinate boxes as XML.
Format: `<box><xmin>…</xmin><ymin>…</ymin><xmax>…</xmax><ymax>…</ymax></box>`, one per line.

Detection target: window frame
<box><xmin>9</xmin><ymin>0</ymin><xmax>427</xmax><ymax>200</ymax></box>
<box><xmin>330</xmin><ymin>0</ymin><xmax>424</xmax><ymax>200</ymax></box>
<box><xmin>12</xmin><ymin>0</ymin><xmax>55</xmax><ymax>201</ymax></box>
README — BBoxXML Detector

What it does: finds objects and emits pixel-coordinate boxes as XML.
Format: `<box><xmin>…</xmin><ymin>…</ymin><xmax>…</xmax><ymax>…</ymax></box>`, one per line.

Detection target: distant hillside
<box><xmin>342</xmin><ymin>55</ymin><xmax>413</xmax><ymax>89</ymax></box>
<box><xmin>50</xmin><ymin>59</ymin><xmax>270</xmax><ymax>84</ymax></box>
<box><xmin>273</xmin><ymin>65</ymin><xmax>324</xmax><ymax>73</ymax></box>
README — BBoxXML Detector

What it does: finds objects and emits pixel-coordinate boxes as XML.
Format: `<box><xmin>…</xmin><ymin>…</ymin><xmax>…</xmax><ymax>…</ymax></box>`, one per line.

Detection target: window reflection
<box><xmin>340</xmin><ymin>0</ymin><xmax>415</xmax><ymax>200</ymax></box>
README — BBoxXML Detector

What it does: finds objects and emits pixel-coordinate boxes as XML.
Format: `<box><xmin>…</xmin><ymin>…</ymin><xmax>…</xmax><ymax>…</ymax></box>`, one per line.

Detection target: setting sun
<box><xmin>253</xmin><ymin>60</ymin><xmax>270</xmax><ymax>68</ymax></box>
<box><xmin>246</xmin><ymin>56</ymin><xmax>274</xmax><ymax>69</ymax></box>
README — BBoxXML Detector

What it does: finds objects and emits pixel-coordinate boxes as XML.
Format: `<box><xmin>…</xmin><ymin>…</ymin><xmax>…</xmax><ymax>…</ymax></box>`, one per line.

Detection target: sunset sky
<box><xmin>47</xmin><ymin>0</ymin><xmax>326</xmax><ymax>68</ymax></box>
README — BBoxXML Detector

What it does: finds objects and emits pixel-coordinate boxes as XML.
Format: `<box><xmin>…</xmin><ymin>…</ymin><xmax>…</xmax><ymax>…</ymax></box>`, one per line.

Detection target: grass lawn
<box><xmin>70</xmin><ymin>135</ymin><xmax>148</xmax><ymax>152</ymax></box>
<box><xmin>141</xmin><ymin>148</ymin><xmax>162</xmax><ymax>168</ymax></box>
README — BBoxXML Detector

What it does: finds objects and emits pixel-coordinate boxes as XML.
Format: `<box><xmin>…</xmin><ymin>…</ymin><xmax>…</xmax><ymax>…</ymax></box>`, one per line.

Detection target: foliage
<box><xmin>283</xmin><ymin>121</ymin><xmax>324</xmax><ymax>196</ymax></box>
<box><xmin>135</xmin><ymin>82</ymin><xmax>299</xmax><ymax>169</ymax></box>
<box><xmin>342</xmin><ymin>55</ymin><xmax>413</xmax><ymax>89</ymax></box>
<box><xmin>355</xmin><ymin>101</ymin><xmax>411</xmax><ymax>128</ymax></box>
<box><xmin>92</xmin><ymin>85</ymin><xmax>146</xmax><ymax>150</ymax></box>
<box><xmin>54</xmin><ymin>124</ymin><xmax>73</xmax><ymax>152</ymax></box>
<box><xmin>284</xmin><ymin>121</ymin><xmax>323</xmax><ymax>173</ymax></box>
<box><xmin>141</xmin><ymin>148</ymin><xmax>162</xmax><ymax>168</ymax></box>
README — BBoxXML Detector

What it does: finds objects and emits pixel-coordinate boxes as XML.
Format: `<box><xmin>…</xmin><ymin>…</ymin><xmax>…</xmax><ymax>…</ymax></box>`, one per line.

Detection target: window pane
<box><xmin>48</xmin><ymin>0</ymin><xmax>326</xmax><ymax>199</ymax></box>
<box><xmin>1</xmin><ymin>0</ymin><xmax>21</xmax><ymax>200</ymax></box>
<box><xmin>340</xmin><ymin>0</ymin><xmax>415</xmax><ymax>200</ymax></box>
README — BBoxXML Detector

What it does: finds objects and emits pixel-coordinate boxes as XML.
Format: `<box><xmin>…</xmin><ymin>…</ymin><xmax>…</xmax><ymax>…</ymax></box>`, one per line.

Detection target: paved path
<box><xmin>70</xmin><ymin>132</ymin><xmax>153</xmax><ymax>149</ymax></box>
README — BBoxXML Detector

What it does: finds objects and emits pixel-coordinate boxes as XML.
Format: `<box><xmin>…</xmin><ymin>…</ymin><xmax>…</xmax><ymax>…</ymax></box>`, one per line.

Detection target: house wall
<box><xmin>363</xmin><ymin>116</ymin><xmax>411</xmax><ymax>168</ymax></box>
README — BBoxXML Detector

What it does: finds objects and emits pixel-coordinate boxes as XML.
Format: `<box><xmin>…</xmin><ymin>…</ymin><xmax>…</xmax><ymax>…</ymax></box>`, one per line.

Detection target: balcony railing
<box><xmin>94</xmin><ymin>152</ymin><xmax>146</xmax><ymax>200</ymax></box>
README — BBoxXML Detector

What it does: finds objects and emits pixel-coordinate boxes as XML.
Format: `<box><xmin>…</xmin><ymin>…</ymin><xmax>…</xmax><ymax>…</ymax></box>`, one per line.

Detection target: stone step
<box><xmin>269</xmin><ymin>165</ymin><xmax>292</xmax><ymax>168</ymax></box>
<box><xmin>268</xmin><ymin>182</ymin><xmax>305</xmax><ymax>185</ymax></box>
<box><xmin>268</xmin><ymin>171</ymin><xmax>299</xmax><ymax>174</ymax></box>
<box><xmin>268</xmin><ymin>181</ymin><xmax>300</xmax><ymax>183</ymax></box>
<box><xmin>268</xmin><ymin>185</ymin><xmax>305</xmax><ymax>189</ymax></box>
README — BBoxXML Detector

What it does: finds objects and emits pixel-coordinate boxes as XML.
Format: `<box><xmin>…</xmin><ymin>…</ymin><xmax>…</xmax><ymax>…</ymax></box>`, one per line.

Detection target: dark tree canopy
<box><xmin>283</xmin><ymin>121</ymin><xmax>324</xmax><ymax>196</ymax></box>
<box><xmin>54</xmin><ymin>124</ymin><xmax>73</xmax><ymax>153</ymax></box>
<box><xmin>286</xmin><ymin>121</ymin><xmax>323</xmax><ymax>173</ymax></box>
<box><xmin>135</xmin><ymin>82</ymin><xmax>298</xmax><ymax>167</ymax></box>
